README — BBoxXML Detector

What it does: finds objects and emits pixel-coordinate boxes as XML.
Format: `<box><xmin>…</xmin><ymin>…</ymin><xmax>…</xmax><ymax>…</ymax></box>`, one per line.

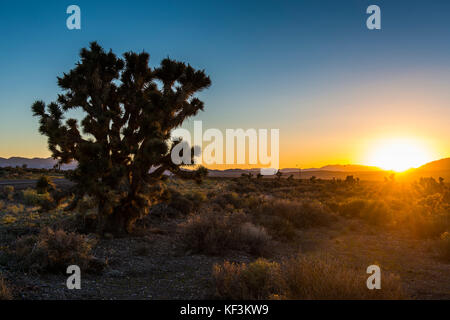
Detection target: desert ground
<box><xmin>0</xmin><ymin>168</ymin><xmax>449</xmax><ymax>300</ymax></box>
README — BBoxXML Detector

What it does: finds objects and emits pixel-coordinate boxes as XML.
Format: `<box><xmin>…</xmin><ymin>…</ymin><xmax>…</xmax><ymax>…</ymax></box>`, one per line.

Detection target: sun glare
<box><xmin>367</xmin><ymin>138</ymin><xmax>433</xmax><ymax>172</ymax></box>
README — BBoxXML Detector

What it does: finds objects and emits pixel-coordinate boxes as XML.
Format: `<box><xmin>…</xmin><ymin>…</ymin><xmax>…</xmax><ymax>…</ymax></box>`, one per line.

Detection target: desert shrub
<box><xmin>148</xmin><ymin>203</ymin><xmax>180</xmax><ymax>219</ymax></box>
<box><xmin>230</xmin><ymin>179</ymin><xmax>259</xmax><ymax>194</ymax></box>
<box><xmin>338</xmin><ymin>199</ymin><xmax>367</xmax><ymax>218</ymax></box>
<box><xmin>239</xmin><ymin>222</ymin><xmax>272</xmax><ymax>255</ymax></box>
<box><xmin>14</xmin><ymin>228</ymin><xmax>103</xmax><ymax>273</ymax></box>
<box><xmin>2</xmin><ymin>214</ymin><xmax>17</xmax><ymax>224</ymax></box>
<box><xmin>185</xmin><ymin>191</ymin><xmax>206</xmax><ymax>211</ymax></box>
<box><xmin>407</xmin><ymin>201</ymin><xmax>450</xmax><ymax>238</ymax></box>
<box><xmin>214</xmin><ymin>192</ymin><xmax>243</xmax><ymax>209</ymax></box>
<box><xmin>213</xmin><ymin>254</ymin><xmax>406</xmax><ymax>300</ymax></box>
<box><xmin>5</xmin><ymin>204</ymin><xmax>23</xmax><ymax>214</ymax></box>
<box><xmin>163</xmin><ymin>190</ymin><xmax>206</xmax><ymax>216</ymax></box>
<box><xmin>279</xmin><ymin>254</ymin><xmax>405</xmax><ymax>299</ymax></box>
<box><xmin>288</xmin><ymin>200</ymin><xmax>336</xmax><ymax>228</ymax></box>
<box><xmin>214</xmin><ymin>192</ymin><xmax>263</xmax><ymax>213</ymax></box>
<box><xmin>324</xmin><ymin>199</ymin><xmax>340</xmax><ymax>213</ymax></box>
<box><xmin>437</xmin><ymin>232</ymin><xmax>450</xmax><ymax>262</ymax></box>
<box><xmin>180</xmin><ymin>211</ymin><xmax>271</xmax><ymax>256</ymax></box>
<box><xmin>360</xmin><ymin>200</ymin><xmax>393</xmax><ymax>226</ymax></box>
<box><xmin>415</xmin><ymin>177</ymin><xmax>443</xmax><ymax>195</ymax></box>
<box><xmin>170</xmin><ymin>196</ymin><xmax>194</xmax><ymax>215</ymax></box>
<box><xmin>1</xmin><ymin>185</ymin><xmax>15</xmax><ymax>201</ymax></box>
<box><xmin>21</xmin><ymin>188</ymin><xmax>51</xmax><ymax>206</ymax></box>
<box><xmin>408</xmin><ymin>212</ymin><xmax>449</xmax><ymax>239</ymax></box>
<box><xmin>212</xmin><ymin>258</ymin><xmax>281</xmax><ymax>299</ymax></box>
<box><xmin>255</xmin><ymin>214</ymin><xmax>296</xmax><ymax>241</ymax></box>
<box><xmin>36</xmin><ymin>176</ymin><xmax>55</xmax><ymax>194</ymax></box>
<box><xmin>240</xmin><ymin>195</ymin><xmax>263</xmax><ymax>211</ymax></box>
<box><xmin>0</xmin><ymin>276</ymin><xmax>12</xmax><ymax>300</ymax></box>
<box><xmin>253</xmin><ymin>199</ymin><xmax>335</xmax><ymax>239</ymax></box>
<box><xmin>338</xmin><ymin>199</ymin><xmax>393</xmax><ymax>226</ymax></box>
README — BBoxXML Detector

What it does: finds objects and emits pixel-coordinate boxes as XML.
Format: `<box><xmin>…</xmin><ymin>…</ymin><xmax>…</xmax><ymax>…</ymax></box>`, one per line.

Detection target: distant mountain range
<box><xmin>0</xmin><ymin>157</ymin><xmax>77</xmax><ymax>170</ymax></box>
<box><xmin>403</xmin><ymin>158</ymin><xmax>450</xmax><ymax>180</ymax></box>
<box><xmin>208</xmin><ymin>158</ymin><xmax>450</xmax><ymax>180</ymax></box>
<box><xmin>1</xmin><ymin>157</ymin><xmax>449</xmax><ymax>181</ymax></box>
<box><xmin>0</xmin><ymin>157</ymin><xmax>384</xmax><ymax>172</ymax></box>
<box><xmin>412</xmin><ymin>158</ymin><xmax>450</xmax><ymax>172</ymax></box>
<box><xmin>208</xmin><ymin>164</ymin><xmax>383</xmax><ymax>175</ymax></box>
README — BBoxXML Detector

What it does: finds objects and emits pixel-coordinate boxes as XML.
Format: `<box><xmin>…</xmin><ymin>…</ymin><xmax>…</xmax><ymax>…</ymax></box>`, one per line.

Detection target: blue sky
<box><xmin>1</xmin><ymin>0</ymin><xmax>450</xmax><ymax>167</ymax></box>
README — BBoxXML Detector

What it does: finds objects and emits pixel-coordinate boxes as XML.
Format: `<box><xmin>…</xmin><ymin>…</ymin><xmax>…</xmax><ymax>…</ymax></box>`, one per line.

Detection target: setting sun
<box><xmin>366</xmin><ymin>138</ymin><xmax>434</xmax><ymax>172</ymax></box>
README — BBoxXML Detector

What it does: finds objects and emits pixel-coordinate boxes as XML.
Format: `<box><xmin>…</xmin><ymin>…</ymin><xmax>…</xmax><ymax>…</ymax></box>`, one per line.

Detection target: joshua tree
<box><xmin>36</xmin><ymin>176</ymin><xmax>55</xmax><ymax>194</ymax></box>
<box><xmin>345</xmin><ymin>175</ymin><xmax>355</xmax><ymax>184</ymax></box>
<box><xmin>389</xmin><ymin>173</ymin><xmax>396</xmax><ymax>182</ymax></box>
<box><xmin>32</xmin><ymin>42</ymin><xmax>211</xmax><ymax>234</ymax></box>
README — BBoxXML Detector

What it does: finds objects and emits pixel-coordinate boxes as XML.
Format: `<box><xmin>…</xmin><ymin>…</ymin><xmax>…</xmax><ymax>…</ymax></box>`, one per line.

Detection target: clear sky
<box><xmin>0</xmin><ymin>0</ymin><xmax>449</xmax><ymax>169</ymax></box>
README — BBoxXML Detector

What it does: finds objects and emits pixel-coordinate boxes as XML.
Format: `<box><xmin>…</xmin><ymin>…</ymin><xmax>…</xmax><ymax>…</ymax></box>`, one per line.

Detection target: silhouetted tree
<box><xmin>32</xmin><ymin>42</ymin><xmax>211</xmax><ymax>234</ymax></box>
<box><xmin>36</xmin><ymin>176</ymin><xmax>55</xmax><ymax>194</ymax></box>
<box><xmin>345</xmin><ymin>175</ymin><xmax>355</xmax><ymax>184</ymax></box>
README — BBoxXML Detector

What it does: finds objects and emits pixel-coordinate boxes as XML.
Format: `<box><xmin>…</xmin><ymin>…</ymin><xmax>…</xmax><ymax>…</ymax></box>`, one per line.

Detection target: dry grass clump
<box><xmin>213</xmin><ymin>192</ymin><xmax>243</xmax><ymax>210</ymax></box>
<box><xmin>21</xmin><ymin>188</ymin><xmax>51</xmax><ymax>206</ymax></box>
<box><xmin>212</xmin><ymin>254</ymin><xmax>406</xmax><ymax>300</ymax></box>
<box><xmin>180</xmin><ymin>210</ymin><xmax>271</xmax><ymax>256</ymax></box>
<box><xmin>213</xmin><ymin>258</ymin><xmax>281</xmax><ymax>299</ymax></box>
<box><xmin>279</xmin><ymin>254</ymin><xmax>405</xmax><ymax>299</ymax></box>
<box><xmin>0</xmin><ymin>276</ymin><xmax>12</xmax><ymax>300</ymax></box>
<box><xmin>4</xmin><ymin>204</ymin><xmax>24</xmax><ymax>215</ymax></box>
<box><xmin>14</xmin><ymin>228</ymin><xmax>103</xmax><ymax>273</ymax></box>
<box><xmin>0</xmin><ymin>185</ymin><xmax>15</xmax><ymax>201</ymax></box>
<box><xmin>212</xmin><ymin>192</ymin><xmax>263</xmax><ymax>214</ymax></box>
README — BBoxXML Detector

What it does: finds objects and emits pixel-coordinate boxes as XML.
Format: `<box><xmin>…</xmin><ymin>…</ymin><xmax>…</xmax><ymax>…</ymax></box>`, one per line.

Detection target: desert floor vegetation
<box><xmin>0</xmin><ymin>175</ymin><xmax>449</xmax><ymax>299</ymax></box>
